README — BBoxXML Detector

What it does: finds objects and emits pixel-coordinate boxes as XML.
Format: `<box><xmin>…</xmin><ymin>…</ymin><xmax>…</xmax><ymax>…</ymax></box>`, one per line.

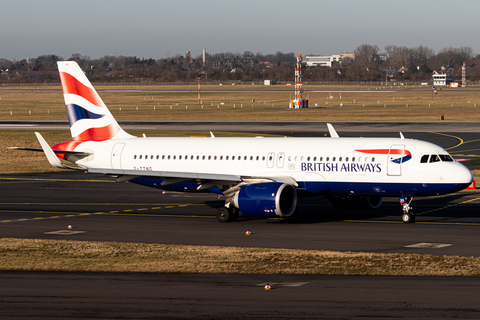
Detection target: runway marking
<box><xmin>428</xmin><ymin>132</ymin><xmax>464</xmax><ymax>151</ymax></box>
<box><xmin>257</xmin><ymin>282</ymin><xmax>310</xmax><ymax>287</ymax></box>
<box><xmin>417</xmin><ymin>196</ymin><xmax>480</xmax><ymax>216</ymax></box>
<box><xmin>0</xmin><ymin>204</ymin><xmax>205</xmax><ymax>223</ymax></box>
<box><xmin>405</xmin><ymin>243</ymin><xmax>452</xmax><ymax>249</ymax></box>
<box><xmin>44</xmin><ymin>230</ymin><xmax>87</xmax><ymax>235</ymax></box>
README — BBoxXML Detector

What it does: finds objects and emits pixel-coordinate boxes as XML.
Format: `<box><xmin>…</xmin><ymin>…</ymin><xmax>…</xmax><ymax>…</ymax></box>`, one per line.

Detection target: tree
<box><xmin>354</xmin><ymin>44</ymin><xmax>380</xmax><ymax>67</ymax></box>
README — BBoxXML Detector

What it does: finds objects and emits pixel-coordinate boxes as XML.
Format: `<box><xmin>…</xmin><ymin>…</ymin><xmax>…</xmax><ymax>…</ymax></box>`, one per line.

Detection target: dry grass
<box><xmin>1</xmin><ymin>85</ymin><xmax>480</xmax><ymax>121</ymax></box>
<box><xmin>1</xmin><ymin>238</ymin><xmax>479</xmax><ymax>276</ymax></box>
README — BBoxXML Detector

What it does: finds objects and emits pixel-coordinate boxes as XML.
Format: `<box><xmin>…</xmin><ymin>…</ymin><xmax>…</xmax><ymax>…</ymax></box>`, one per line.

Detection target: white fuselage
<box><xmin>69</xmin><ymin>136</ymin><xmax>473</xmax><ymax>197</ymax></box>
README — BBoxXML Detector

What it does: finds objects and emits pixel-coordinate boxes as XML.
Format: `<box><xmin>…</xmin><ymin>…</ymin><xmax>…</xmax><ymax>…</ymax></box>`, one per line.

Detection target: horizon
<box><xmin>2</xmin><ymin>0</ymin><xmax>479</xmax><ymax>61</ymax></box>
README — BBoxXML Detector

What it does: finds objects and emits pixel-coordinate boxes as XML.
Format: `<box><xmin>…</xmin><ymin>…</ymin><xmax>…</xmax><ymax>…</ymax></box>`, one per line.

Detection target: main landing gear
<box><xmin>216</xmin><ymin>205</ymin><xmax>239</xmax><ymax>222</ymax></box>
<box><xmin>400</xmin><ymin>196</ymin><xmax>415</xmax><ymax>223</ymax></box>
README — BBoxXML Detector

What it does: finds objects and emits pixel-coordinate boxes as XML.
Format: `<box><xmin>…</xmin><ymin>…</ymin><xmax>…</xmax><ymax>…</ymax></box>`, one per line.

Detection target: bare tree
<box><xmin>384</xmin><ymin>45</ymin><xmax>412</xmax><ymax>69</ymax></box>
<box><xmin>354</xmin><ymin>44</ymin><xmax>380</xmax><ymax>67</ymax></box>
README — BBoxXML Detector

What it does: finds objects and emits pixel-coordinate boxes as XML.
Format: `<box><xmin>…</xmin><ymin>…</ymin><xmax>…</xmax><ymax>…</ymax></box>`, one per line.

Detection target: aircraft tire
<box><xmin>402</xmin><ymin>213</ymin><xmax>415</xmax><ymax>223</ymax></box>
<box><xmin>216</xmin><ymin>207</ymin><xmax>231</xmax><ymax>222</ymax></box>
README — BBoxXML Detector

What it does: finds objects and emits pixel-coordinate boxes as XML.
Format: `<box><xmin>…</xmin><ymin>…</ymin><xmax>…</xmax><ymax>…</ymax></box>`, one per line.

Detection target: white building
<box><xmin>303</xmin><ymin>53</ymin><xmax>355</xmax><ymax>67</ymax></box>
<box><xmin>432</xmin><ymin>73</ymin><xmax>453</xmax><ymax>86</ymax></box>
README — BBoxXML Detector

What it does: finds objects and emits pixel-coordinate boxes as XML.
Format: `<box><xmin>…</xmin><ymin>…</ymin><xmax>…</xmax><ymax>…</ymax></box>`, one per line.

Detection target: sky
<box><xmin>2</xmin><ymin>0</ymin><xmax>480</xmax><ymax>61</ymax></box>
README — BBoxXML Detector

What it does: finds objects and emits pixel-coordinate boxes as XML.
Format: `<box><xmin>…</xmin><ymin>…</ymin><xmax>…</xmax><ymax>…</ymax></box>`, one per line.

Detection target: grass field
<box><xmin>1</xmin><ymin>238</ymin><xmax>479</xmax><ymax>276</ymax></box>
<box><xmin>1</xmin><ymin>84</ymin><xmax>480</xmax><ymax>121</ymax></box>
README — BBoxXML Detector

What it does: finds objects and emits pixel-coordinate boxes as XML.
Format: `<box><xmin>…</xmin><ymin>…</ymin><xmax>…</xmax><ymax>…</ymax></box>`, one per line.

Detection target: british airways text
<box><xmin>301</xmin><ymin>162</ymin><xmax>381</xmax><ymax>173</ymax></box>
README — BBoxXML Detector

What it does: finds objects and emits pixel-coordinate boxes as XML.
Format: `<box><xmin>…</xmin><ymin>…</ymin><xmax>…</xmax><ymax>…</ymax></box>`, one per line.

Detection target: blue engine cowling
<box><xmin>233</xmin><ymin>182</ymin><xmax>297</xmax><ymax>218</ymax></box>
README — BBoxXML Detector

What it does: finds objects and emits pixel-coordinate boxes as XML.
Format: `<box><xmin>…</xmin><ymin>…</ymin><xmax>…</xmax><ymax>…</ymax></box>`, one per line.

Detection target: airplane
<box><xmin>9</xmin><ymin>61</ymin><xmax>474</xmax><ymax>223</ymax></box>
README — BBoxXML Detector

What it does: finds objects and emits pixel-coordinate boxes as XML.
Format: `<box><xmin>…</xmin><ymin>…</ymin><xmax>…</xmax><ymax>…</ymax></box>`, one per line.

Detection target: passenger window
<box><xmin>156</xmin><ymin>155</ymin><xmax>159</xmax><ymax>160</ymax></box>
<box><xmin>288</xmin><ymin>156</ymin><xmax>292</xmax><ymax>161</ymax></box>
<box><xmin>313</xmin><ymin>157</ymin><xmax>317</xmax><ymax>161</ymax></box>
<box><xmin>345</xmin><ymin>157</ymin><xmax>349</xmax><ymax>162</ymax></box>
<box><xmin>339</xmin><ymin>157</ymin><xmax>342</xmax><ymax>162</ymax></box>
<box><xmin>250</xmin><ymin>156</ymin><xmax>253</xmax><ymax>160</ymax></box>
<box><xmin>191</xmin><ymin>155</ymin><xmax>194</xmax><ymax>160</ymax></box>
<box><xmin>173</xmin><ymin>155</ymin><xmax>176</xmax><ymax>160</ymax></box>
<box><xmin>208</xmin><ymin>155</ymin><xmax>211</xmax><ymax>160</ymax></box>
<box><xmin>214</xmin><ymin>156</ymin><xmax>217</xmax><ymax>160</ymax></box>
<box><xmin>162</xmin><ymin>155</ymin><xmax>165</xmax><ymax>160</ymax></box>
<box><xmin>430</xmin><ymin>154</ymin><xmax>440</xmax><ymax>163</ymax></box>
<box><xmin>326</xmin><ymin>157</ymin><xmax>329</xmax><ymax>161</ymax></box>
<box><xmin>185</xmin><ymin>155</ymin><xmax>188</xmax><ymax>159</ymax></box>
<box><xmin>134</xmin><ymin>155</ymin><xmax>137</xmax><ymax>159</ymax></box>
<box><xmin>202</xmin><ymin>155</ymin><xmax>205</xmax><ymax>160</ymax></box>
<box><xmin>244</xmin><ymin>156</ymin><xmax>247</xmax><ymax>160</ymax></box>
<box><xmin>269</xmin><ymin>156</ymin><xmax>273</xmax><ymax>161</ymax></box>
<box><xmin>145</xmin><ymin>155</ymin><xmax>148</xmax><ymax>159</ymax></box>
<box><xmin>151</xmin><ymin>155</ymin><xmax>153</xmax><ymax>160</ymax></box>
<box><xmin>256</xmin><ymin>156</ymin><xmax>259</xmax><ymax>160</ymax></box>
<box><xmin>139</xmin><ymin>155</ymin><xmax>142</xmax><ymax>159</ymax></box>
<box><xmin>220</xmin><ymin>156</ymin><xmax>223</xmax><ymax>160</ymax></box>
<box><xmin>307</xmin><ymin>156</ymin><xmax>310</xmax><ymax>161</ymax></box>
<box><xmin>352</xmin><ymin>157</ymin><xmax>355</xmax><ymax>162</ymax></box>
<box><xmin>372</xmin><ymin>157</ymin><xmax>375</xmax><ymax>162</ymax></box>
<box><xmin>196</xmin><ymin>155</ymin><xmax>199</xmax><ymax>160</ymax></box>
<box><xmin>262</xmin><ymin>156</ymin><xmax>265</xmax><ymax>161</ymax></box>
<box><xmin>320</xmin><ymin>157</ymin><xmax>323</xmax><ymax>161</ymax></box>
<box><xmin>168</xmin><ymin>155</ymin><xmax>171</xmax><ymax>160</ymax></box>
<box><xmin>179</xmin><ymin>155</ymin><xmax>182</xmax><ymax>160</ymax></box>
<box><xmin>226</xmin><ymin>156</ymin><xmax>229</xmax><ymax>160</ymax></box>
<box><xmin>332</xmin><ymin>157</ymin><xmax>336</xmax><ymax>161</ymax></box>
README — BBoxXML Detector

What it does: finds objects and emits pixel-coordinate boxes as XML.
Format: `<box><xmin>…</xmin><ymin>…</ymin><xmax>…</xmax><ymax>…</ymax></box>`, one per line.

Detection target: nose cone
<box><xmin>454</xmin><ymin>163</ymin><xmax>473</xmax><ymax>189</ymax></box>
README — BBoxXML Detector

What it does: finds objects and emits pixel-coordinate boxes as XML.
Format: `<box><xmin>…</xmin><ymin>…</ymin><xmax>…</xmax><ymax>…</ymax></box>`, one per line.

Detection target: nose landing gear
<box><xmin>400</xmin><ymin>196</ymin><xmax>415</xmax><ymax>223</ymax></box>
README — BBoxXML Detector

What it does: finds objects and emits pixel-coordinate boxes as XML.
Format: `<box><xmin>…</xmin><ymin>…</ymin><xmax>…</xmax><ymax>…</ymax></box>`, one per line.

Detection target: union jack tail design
<box><xmin>57</xmin><ymin>61</ymin><xmax>133</xmax><ymax>142</ymax></box>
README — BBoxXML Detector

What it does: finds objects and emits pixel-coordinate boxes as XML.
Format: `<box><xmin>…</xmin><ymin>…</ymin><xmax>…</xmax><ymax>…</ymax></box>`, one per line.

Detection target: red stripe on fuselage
<box><xmin>355</xmin><ymin>149</ymin><xmax>412</xmax><ymax>156</ymax></box>
<box><xmin>72</xmin><ymin>123</ymin><xmax>121</xmax><ymax>141</ymax></box>
<box><xmin>59</xmin><ymin>72</ymin><xmax>104</xmax><ymax>108</ymax></box>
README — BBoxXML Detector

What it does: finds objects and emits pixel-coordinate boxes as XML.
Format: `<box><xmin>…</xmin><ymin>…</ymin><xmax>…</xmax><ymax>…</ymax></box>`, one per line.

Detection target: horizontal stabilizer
<box><xmin>8</xmin><ymin>147</ymin><xmax>92</xmax><ymax>156</ymax></box>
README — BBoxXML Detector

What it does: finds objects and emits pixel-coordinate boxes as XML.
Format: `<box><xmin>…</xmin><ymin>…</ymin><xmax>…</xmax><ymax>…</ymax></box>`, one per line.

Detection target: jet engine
<box><xmin>233</xmin><ymin>182</ymin><xmax>297</xmax><ymax>218</ymax></box>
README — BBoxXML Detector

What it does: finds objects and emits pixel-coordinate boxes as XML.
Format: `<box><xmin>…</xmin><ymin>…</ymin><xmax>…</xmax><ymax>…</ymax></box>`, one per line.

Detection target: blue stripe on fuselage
<box><xmin>130</xmin><ymin>177</ymin><xmax>470</xmax><ymax>198</ymax></box>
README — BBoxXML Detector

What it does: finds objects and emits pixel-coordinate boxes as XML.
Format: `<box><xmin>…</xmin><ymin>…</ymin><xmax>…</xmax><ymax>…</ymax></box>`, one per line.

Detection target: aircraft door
<box><xmin>111</xmin><ymin>143</ymin><xmax>126</xmax><ymax>169</ymax></box>
<box><xmin>387</xmin><ymin>144</ymin><xmax>405</xmax><ymax>176</ymax></box>
<box><xmin>277</xmin><ymin>152</ymin><xmax>285</xmax><ymax>168</ymax></box>
<box><xmin>267</xmin><ymin>152</ymin><xmax>275</xmax><ymax>168</ymax></box>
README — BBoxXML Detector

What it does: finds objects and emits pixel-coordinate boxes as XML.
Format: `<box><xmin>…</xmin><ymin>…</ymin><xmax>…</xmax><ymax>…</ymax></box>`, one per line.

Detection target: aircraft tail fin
<box><xmin>57</xmin><ymin>61</ymin><xmax>133</xmax><ymax>141</ymax></box>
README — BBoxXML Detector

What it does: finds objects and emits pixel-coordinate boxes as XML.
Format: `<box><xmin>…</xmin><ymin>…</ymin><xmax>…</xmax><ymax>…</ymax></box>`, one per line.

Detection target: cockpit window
<box><xmin>439</xmin><ymin>154</ymin><xmax>454</xmax><ymax>162</ymax></box>
<box><xmin>420</xmin><ymin>155</ymin><xmax>429</xmax><ymax>163</ymax></box>
<box><xmin>430</xmin><ymin>154</ymin><xmax>440</xmax><ymax>163</ymax></box>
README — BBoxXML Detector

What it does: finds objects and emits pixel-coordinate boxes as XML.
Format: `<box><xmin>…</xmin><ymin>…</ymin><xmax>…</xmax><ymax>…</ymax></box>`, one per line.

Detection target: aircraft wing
<box><xmin>86</xmin><ymin>168</ymin><xmax>298</xmax><ymax>193</ymax></box>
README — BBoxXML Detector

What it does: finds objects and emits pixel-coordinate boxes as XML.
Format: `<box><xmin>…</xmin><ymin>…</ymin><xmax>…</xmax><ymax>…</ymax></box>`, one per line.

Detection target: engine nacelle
<box><xmin>233</xmin><ymin>182</ymin><xmax>297</xmax><ymax>218</ymax></box>
<box><xmin>327</xmin><ymin>195</ymin><xmax>383</xmax><ymax>209</ymax></box>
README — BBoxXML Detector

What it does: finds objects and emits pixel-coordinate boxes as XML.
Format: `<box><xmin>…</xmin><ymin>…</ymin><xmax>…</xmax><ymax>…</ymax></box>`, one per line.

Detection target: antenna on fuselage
<box><xmin>399</xmin><ymin>132</ymin><xmax>405</xmax><ymax>140</ymax></box>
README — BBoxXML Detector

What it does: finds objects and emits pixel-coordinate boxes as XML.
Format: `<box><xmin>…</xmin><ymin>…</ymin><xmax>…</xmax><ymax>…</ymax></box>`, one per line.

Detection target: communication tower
<box><xmin>462</xmin><ymin>61</ymin><xmax>466</xmax><ymax>87</ymax></box>
<box><xmin>289</xmin><ymin>54</ymin><xmax>308</xmax><ymax>108</ymax></box>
